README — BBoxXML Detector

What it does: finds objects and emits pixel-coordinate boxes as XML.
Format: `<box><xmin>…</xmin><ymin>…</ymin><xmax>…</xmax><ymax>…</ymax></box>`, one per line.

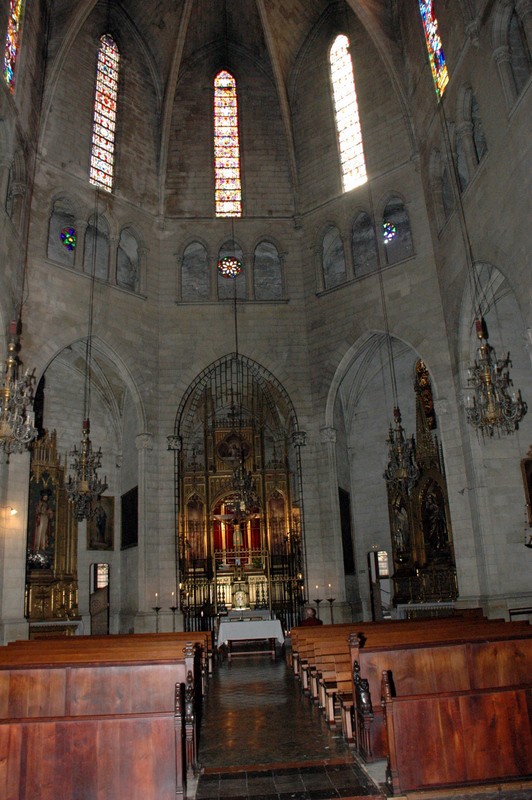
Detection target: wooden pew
<box><xmin>349</xmin><ymin>619</ymin><xmax>532</xmax><ymax>762</ymax></box>
<box><xmin>0</xmin><ymin>635</ymin><xmax>201</xmax><ymax>799</ymax></box>
<box><xmin>6</xmin><ymin>630</ymin><xmax>213</xmax><ymax>693</ymax></box>
<box><xmin>381</xmin><ymin>671</ymin><xmax>532</xmax><ymax>794</ymax></box>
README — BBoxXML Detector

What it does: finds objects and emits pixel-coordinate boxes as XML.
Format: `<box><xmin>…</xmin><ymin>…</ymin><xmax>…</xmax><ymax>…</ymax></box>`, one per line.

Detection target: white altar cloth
<box><xmin>217</xmin><ymin>618</ymin><xmax>284</xmax><ymax>647</ymax></box>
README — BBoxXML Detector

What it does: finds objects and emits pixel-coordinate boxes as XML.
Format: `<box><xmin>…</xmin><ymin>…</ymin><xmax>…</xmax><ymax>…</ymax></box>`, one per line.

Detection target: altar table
<box><xmin>217</xmin><ymin>618</ymin><xmax>285</xmax><ymax>660</ymax></box>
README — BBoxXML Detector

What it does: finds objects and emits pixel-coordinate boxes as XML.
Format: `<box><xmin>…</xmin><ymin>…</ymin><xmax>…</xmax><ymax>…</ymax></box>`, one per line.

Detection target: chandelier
<box><xmin>0</xmin><ymin>320</ymin><xmax>38</xmax><ymax>457</ymax></box>
<box><xmin>465</xmin><ymin>317</ymin><xmax>527</xmax><ymax>437</ymax></box>
<box><xmin>67</xmin><ymin>418</ymin><xmax>107</xmax><ymax>521</ymax></box>
<box><xmin>384</xmin><ymin>405</ymin><xmax>419</xmax><ymax>494</ymax></box>
<box><xmin>67</xmin><ymin>192</ymin><xmax>108</xmax><ymax>520</ymax></box>
<box><xmin>218</xmin><ymin>236</ymin><xmax>259</xmax><ymax>521</ymax></box>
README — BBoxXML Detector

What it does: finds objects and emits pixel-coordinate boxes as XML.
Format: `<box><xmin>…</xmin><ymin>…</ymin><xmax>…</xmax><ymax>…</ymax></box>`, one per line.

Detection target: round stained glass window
<box><xmin>383</xmin><ymin>221</ymin><xmax>397</xmax><ymax>243</ymax></box>
<box><xmin>60</xmin><ymin>227</ymin><xmax>77</xmax><ymax>250</ymax></box>
<box><xmin>218</xmin><ymin>255</ymin><xmax>242</xmax><ymax>277</ymax></box>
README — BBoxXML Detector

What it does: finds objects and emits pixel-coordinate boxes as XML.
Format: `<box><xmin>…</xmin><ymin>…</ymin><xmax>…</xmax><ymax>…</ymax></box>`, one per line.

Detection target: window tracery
<box><xmin>329</xmin><ymin>34</ymin><xmax>367</xmax><ymax>193</ymax></box>
<box><xmin>418</xmin><ymin>1</ymin><xmax>449</xmax><ymax>97</ymax></box>
<box><xmin>90</xmin><ymin>34</ymin><xmax>120</xmax><ymax>192</ymax></box>
<box><xmin>3</xmin><ymin>0</ymin><xmax>24</xmax><ymax>93</ymax></box>
<box><xmin>214</xmin><ymin>70</ymin><xmax>242</xmax><ymax>217</ymax></box>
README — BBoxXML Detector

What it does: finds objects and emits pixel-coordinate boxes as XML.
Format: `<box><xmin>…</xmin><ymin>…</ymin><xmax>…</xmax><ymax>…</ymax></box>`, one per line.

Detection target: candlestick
<box><xmin>169</xmin><ymin>605</ymin><xmax>178</xmax><ymax>631</ymax></box>
<box><xmin>326</xmin><ymin>597</ymin><xmax>336</xmax><ymax>625</ymax></box>
<box><xmin>313</xmin><ymin>598</ymin><xmax>323</xmax><ymax>619</ymax></box>
<box><xmin>152</xmin><ymin>604</ymin><xmax>161</xmax><ymax>633</ymax></box>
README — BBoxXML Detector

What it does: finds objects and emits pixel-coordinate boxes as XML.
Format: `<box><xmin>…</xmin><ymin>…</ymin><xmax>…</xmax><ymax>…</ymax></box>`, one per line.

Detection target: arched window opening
<box><xmin>83</xmin><ymin>213</ymin><xmax>110</xmax><ymax>281</ymax></box>
<box><xmin>471</xmin><ymin>95</ymin><xmax>487</xmax><ymax>164</ymax></box>
<box><xmin>418</xmin><ymin>1</ymin><xmax>449</xmax><ymax>97</ymax></box>
<box><xmin>441</xmin><ymin>165</ymin><xmax>455</xmax><ymax>221</ymax></box>
<box><xmin>382</xmin><ymin>197</ymin><xmax>414</xmax><ymax>265</ymax></box>
<box><xmin>508</xmin><ymin>10</ymin><xmax>531</xmax><ymax>96</ymax></box>
<box><xmin>253</xmin><ymin>241</ymin><xmax>283</xmax><ymax>301</ymax></box>
<box><xmin>90</xmin><ymin>34</ymin><xmax>120</xmax><ymax>192</ymax></box>
<box><xmin>214</xmin><ymin>70</ymin><xmax>242</xmax><ymax>217</ymax></box>
<box><xmin>329</xmin><ymin>34</ymin><xmax>367</xmax><ymax>193</ymax></box>
<box><xmin>47</xmin><ymin>198</ymin><xmax>77</xmax><ymax>268</ymax></box>
<box><xmin>217</xmin><ymin>239</ymin><xmax>245</xmax><ymax>300</ymax></box>
<box><xmin>117</xmin><ymin>228</ymin><xmax>140</xmax><ymax>292</ymax></box>
<box><xmin>182</xmin><ymin>241</ymin><xmax>210</xmax><ymax>301</ymax></box>
<box><xmin>3</xmin><ymin>0</ymin><xmax>24</xmax><ymax>93</ymax></box>
<box><xmin>322</xmin><ymin>226</ymin><xmax>346</xmax><ymax>290</ymax></box>
<box><xmin>352</xmin><ymin>212</ymin><xmax>378</xmax><ymax>277</ymax></box>
<box><xmin>456</xmin><ymin>134</ymin><xmax>469</xmax><ymax>191</ymax></box>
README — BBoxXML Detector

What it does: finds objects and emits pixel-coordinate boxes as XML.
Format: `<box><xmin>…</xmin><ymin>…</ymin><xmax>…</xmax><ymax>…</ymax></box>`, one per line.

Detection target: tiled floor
<box><xmin>192</xmin><ymin>650</ymin><xmax>532</xmax><ymax>800</ymax></box>
<box><xmin>193</xmin><ymin>651</ymin><xmax>384</xmax><ymax>799</ymax></box>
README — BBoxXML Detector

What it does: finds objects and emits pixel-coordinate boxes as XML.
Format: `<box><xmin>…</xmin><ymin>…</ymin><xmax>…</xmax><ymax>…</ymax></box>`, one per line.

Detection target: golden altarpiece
<box><xmin>25</xmin><ymin>431</ymin><xmax>80</xmax><ymax>636</ymax></box>
<box><xmin>386</xmin><ymin>361</ymin><xmax>458</xmax><ymax>607</ymax></box>
<box><xmin>172</xmin><ymin>354</ymin><xmax>306</xmax><ymax>632</ymax></box>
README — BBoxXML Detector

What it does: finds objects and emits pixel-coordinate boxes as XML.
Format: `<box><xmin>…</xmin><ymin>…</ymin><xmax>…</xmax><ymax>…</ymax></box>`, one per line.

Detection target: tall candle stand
<box><xmin>326</xmin><ymin>597</ymin><xmax>336</xmax><ymax>624</ymax></box>
<box><xmin>152</xmin><ymin>605</ymin><xmax>161</xmax><ymax>633</ymax></box>
<box><xmin>169</xmin><ymin>606</ymin><xmax>178</xmax><ymax>632</ymax></box>
<box><xmin>313</xmin><ymin>598</ymin><xmax>322</xmax><ymax>620</ymax></box>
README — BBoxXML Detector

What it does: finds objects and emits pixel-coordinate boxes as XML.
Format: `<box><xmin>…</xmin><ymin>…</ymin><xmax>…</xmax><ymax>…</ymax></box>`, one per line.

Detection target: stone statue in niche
<box><xmin>391</xmin><ymin>499</ymin><xmax>411</xmax><ymax>562</ymax></box>
<box><xmin>422</xmin><ymin>487</ymin><xmax>448</xmax><ymax>552</ymax></box>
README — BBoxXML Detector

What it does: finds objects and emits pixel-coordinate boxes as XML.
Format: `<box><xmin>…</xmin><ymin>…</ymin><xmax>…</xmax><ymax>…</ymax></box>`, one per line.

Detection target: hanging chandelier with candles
<box><xmin>465</xmin><ymin>317</ymin><xmax>527</xmax><ymax>437</ymax></box>
<box><xmin>66</xmin><ymin>193</ymin><xmax>108</xmax><ymax>520</ymax></box>
<box><xmin>0</xmin><ymin>320</ymin><xmax>38</xmax><ymax>457</ymax></box>
<box><xmin>67</xmin><ymin>417</ymin><xmax>107</xmax><ymax>521</ymax></box>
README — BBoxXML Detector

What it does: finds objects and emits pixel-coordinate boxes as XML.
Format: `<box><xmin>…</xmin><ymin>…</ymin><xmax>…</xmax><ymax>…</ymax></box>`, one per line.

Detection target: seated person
<box><xmin>299</xmin><ymin>606</ymin><xmax>323</xmax><ymax>626</ymax></box>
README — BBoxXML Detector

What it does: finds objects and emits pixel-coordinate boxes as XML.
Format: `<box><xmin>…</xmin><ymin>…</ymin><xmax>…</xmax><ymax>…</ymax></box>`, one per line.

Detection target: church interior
<box><xmin>0</xmin><ymin>0</ymin><xmax>531</xmax><ymax>796</ymax></box>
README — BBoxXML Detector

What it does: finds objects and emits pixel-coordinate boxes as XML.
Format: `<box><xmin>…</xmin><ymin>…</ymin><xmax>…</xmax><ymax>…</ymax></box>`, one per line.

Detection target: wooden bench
<box><xmin>6</xmin><ymin>630</ymin><xmax>213</xmax><ymax>693</ymax></box>
<box><xmin>381</xmin><ymin>670</ymin><xmax>532</xmax><ymax>794</ymax></box>
<box><xmin>349</xmin><ymin>619</ymin><xmax>532</xmax><ymax>762</ymax></box>
<box><xmin>0</xmin><ymin>634</ymin><xmax>201</xmax><ymax>799</ymax></box>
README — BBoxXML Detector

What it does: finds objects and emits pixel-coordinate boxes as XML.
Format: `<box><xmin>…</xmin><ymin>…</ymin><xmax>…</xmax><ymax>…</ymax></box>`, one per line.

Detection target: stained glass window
<box><xmin>3</xmin><ymin>0</ymin><xmax>24</xmax><ymax>93</ymax></box>
<box><xmin>60</xmin><ymin>228</ymin><xmax>77</xmax><ymax>250</ymax></box>
<box><xmin>214</xmin><ymin>70</ymin><xmax>242</xmax><ymax>217</ymax></box>
<box><xmin>329</xmin><ymin>34</ymin><xmax>367</xmax><ymax>193</ymax></box>
<box><xmin>418</xmin><ymin>1</ymin><xmax>449</xmax><ymax>97</ymax></box>
<box><xmin>90</xmin><ymin>34</ymin><xmax>120</xmax><ymax>192</ymax></box>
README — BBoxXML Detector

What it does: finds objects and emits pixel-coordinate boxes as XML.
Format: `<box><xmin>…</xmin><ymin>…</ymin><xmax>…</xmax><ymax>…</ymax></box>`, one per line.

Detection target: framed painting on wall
<box><xmin>87</xmin><ymin>496</ymin><xmax>114</xmax><ymax>550</ymax></box>
<box><xmin>121</xmin><ymin>486</ymin><xmax>138</xmax><ymax>550</ymax></box>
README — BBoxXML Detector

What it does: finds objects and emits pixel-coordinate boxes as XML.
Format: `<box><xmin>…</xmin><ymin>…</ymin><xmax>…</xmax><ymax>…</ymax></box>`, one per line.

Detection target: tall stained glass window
<box><xmin>418</xmin><ymin>1</ymin><xmax>449</xmax><ymax>97</ymax></box>
<box><xmin>329</xmin><ymin>34</ymin><xmax>367</xmax><ymax>193</ymax></box>
<box><xmin>90</xmin><ymin>34</ymin><xmax>120</xmax><ymax>192</ymax></box>
<box><xmin>214</xmin><ymin>70</ymin><xmax>242</xmax><ymax>217</ymax></box>
<box><xmin>3</xmin><ymin>0</ymin><xmax>24</xmax><ymax>93</ymax></box>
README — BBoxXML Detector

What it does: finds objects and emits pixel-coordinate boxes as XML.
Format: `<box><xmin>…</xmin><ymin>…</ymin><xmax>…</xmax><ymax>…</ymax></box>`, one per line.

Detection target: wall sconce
<box><xmin>1</xmin><ymin>506</ymin><xmax>18</xmax><ymax>516</ymax></box>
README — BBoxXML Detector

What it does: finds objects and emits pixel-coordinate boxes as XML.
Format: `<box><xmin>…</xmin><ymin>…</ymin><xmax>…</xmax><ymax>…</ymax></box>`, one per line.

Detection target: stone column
<box><xmin>0</xmin><ymin>451</ymin><xmax>31</xmax><ymax>643</ymax></box>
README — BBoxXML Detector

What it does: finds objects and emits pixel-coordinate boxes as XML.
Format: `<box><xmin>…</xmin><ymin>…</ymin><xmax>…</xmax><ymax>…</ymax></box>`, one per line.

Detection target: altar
<box><xmin>217</xmin><ymin>616</ymin><xmax>285</xmax><ymax>661</ymax></box>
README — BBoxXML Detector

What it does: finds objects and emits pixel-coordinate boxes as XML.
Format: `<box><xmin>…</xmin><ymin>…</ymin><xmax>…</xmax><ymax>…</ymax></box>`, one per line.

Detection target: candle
<box><xmin>155</xmin><ymin>592</ymin><xmax>158</xmax><ymax>604</ymax></box>
<box><xmin>171</xmin><ymin>591</ymin><xmax>175</xmax><ymax>605</ymax></box>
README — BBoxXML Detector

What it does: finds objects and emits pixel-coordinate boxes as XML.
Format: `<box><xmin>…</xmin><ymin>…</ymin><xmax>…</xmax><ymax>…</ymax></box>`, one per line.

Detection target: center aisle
<box><xmin>193</xmin><ymin>652</ymin><xmax>384</xmax><ymax>799</ymax></box>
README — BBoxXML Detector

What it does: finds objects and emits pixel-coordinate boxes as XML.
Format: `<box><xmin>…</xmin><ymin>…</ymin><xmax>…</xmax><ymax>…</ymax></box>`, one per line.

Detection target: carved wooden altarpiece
<box><xmin>387</xmin><ymin>362</ymin><xmax>458</xmax><ymax>606</ymax></box>
<box><xmin>25</xmin><ymin>431</ymin><xmax>80</xmax><ymax>633</ymax></box>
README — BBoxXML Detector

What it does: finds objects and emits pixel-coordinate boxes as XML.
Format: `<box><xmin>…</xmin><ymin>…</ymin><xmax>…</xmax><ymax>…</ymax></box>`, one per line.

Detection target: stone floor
<box><xmin>193</xmin><ymin>650</ymin><xmax>383</xmax><ymax>799</ymax></box>
<box><xmin>191</xmin><ymin>649</ymin><xmax>532</xmax><ymax>800</ymax></box>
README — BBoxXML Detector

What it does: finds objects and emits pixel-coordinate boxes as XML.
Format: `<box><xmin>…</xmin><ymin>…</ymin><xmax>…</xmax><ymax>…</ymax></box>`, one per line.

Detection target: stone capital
<box><xmin>136</xmin><ymin>432</ymin><xmax>153</xmax><ymax>451</ymax></box>
<box><xmin>320</xmin><ymin>426</ymin><xmax>337</xmax><ymax>444</ymax></box>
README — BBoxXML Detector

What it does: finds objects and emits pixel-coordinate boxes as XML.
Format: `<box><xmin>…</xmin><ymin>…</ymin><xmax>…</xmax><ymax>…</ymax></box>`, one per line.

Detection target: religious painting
<box><xmin>121</xmin><ymin>485</ymin><xmax>138</xmax><ymax>550</ymax></box>
<box><xmin>27</xmin><ymin>478</ymin><xmax>56</xmax><ymax>570</ymax></box>
<box><xmin>87</xmin><ymin>496</ymin><xmax>114</xmax><ymax>550</ymax></box>
<box><xmin>521</xmin><ymin>447</ymin><xmax>532</xmax><ymax>528</ymax></box>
